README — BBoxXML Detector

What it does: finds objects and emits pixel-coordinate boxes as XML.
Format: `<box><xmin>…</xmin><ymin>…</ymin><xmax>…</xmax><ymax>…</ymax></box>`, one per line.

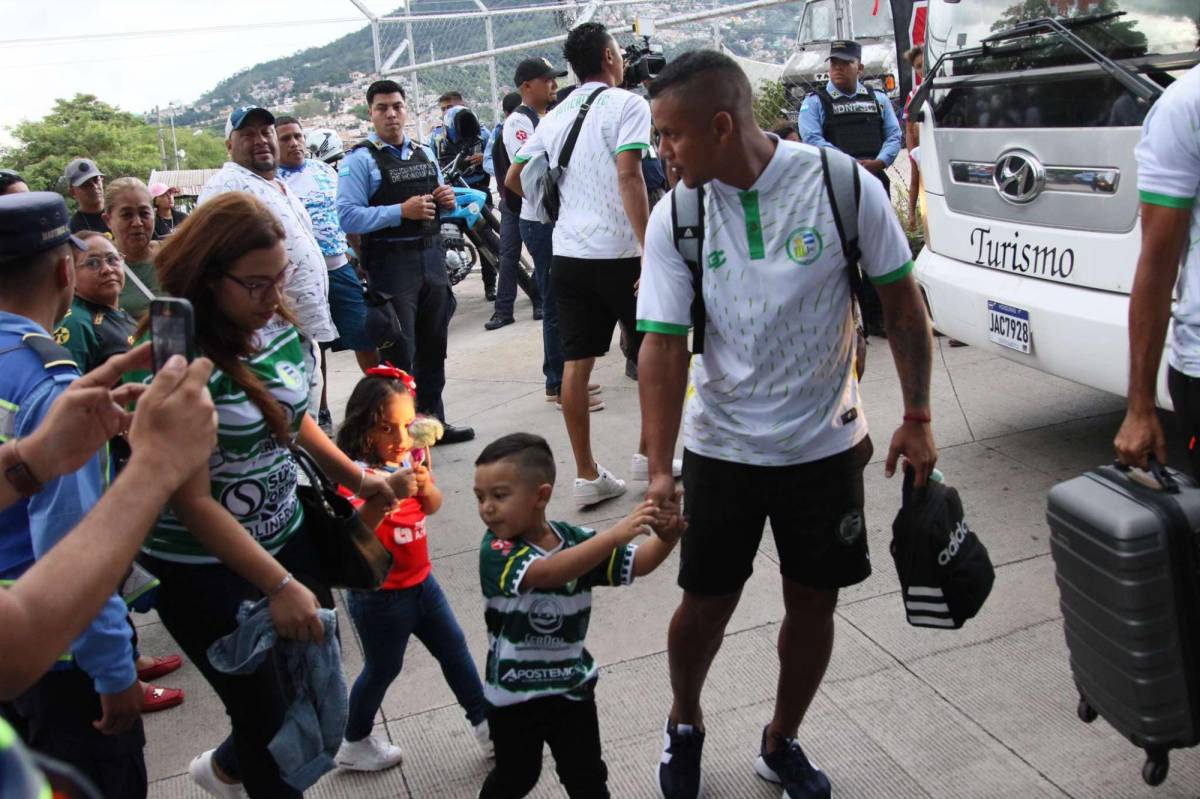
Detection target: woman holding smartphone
<box><xmin>135</xmin><ymin>193</ymin><xmax>394</xmax><ymax>798</ymax></box>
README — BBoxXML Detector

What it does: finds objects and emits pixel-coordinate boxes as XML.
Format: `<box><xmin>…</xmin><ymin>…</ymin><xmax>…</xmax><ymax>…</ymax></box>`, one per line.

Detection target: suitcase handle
<box><xmin>1113</xmin><ymin>457</ymin><xmax>1179</xmax><ymax>493</ymax></box>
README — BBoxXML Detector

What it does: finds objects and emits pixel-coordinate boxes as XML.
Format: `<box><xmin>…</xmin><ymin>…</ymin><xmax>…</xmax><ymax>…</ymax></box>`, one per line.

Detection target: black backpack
<box><xmin>494</xmin><ymin>105</ymin><xmax>540</xmax><ymax>215</ymax></box>
<box><xmin>891</xmin><ymin>468</ymin><xmax>995</xmax><ymax>629</ymax></box>
<box><xmin>671</xmin><ymin>145</ymin><xmax>867</xmax><ymax>356</ymax></box>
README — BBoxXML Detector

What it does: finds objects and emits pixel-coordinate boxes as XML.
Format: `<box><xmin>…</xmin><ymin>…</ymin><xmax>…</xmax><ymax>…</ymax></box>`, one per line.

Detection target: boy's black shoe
<box><xmin>658</xmin><ymin>720</ymin><xmax>704</xmax><ymax>798</ymax></box>
<box><xmin>484</xmin><ymin>314</ymin><xmax>515</xmax><ymax>331</ymax></box>
<box><xmin>753</xmin><ymin>726</ymin><xmax>831</xmax><ymax>799</ymax></box>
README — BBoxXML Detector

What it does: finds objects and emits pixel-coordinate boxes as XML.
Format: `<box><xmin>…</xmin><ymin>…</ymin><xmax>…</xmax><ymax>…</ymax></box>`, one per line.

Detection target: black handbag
<box><xmin>291</xmin><ymin>446</ymin><xmax>392</xmax><ymax>590</ymax></box>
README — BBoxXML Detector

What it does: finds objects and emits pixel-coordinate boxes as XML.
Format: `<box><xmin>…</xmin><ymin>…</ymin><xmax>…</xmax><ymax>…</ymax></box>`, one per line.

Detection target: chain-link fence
<box><xmin>356</xmin><ymin>0</ymin><xmax>804</xmax><ymax>137</ymax></box>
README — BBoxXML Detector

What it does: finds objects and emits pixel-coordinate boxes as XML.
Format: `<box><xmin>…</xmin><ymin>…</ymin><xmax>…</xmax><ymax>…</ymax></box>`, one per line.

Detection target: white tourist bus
<box><xmin>911</xmin><ymin>0</ymin><xmax>1198</xmax><ymax>403</ymax></box>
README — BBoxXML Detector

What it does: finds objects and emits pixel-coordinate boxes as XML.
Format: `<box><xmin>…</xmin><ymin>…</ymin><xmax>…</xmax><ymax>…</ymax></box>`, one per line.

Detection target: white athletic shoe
<box><xmin>574</xmin><ymin>464</ymin><xmax>627</xmax><ymax>508</ymax></box>
<box><xmin>335</xmin><ymin>735</ymin><xmax>404</xmax><ymax>771</ymax></box>
<box><xmin>473</xmin><ymin>720</ymin><xmax>495</xmax><ymax>759</ymax></box>
<box><xmin>188</xmin><ymin>750</ymin><xmax>246</xmax><ymax>799</ymax></box>
<box><xmin>630</xmin><ymin>453</ymin><xmax>683</xmax><ymax>482</ymax></box>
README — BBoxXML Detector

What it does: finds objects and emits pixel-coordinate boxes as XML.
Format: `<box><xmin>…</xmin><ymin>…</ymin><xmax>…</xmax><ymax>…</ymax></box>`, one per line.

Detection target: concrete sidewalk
<box><xmin>142</xmin><ymin>273</ymin><xmax>1200</xmax><ymax>798</ymax></box>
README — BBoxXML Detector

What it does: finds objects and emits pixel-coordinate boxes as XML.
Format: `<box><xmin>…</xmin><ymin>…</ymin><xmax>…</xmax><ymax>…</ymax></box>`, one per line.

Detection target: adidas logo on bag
<box><xmin>937</xmin><ymin>520</ymin><xmax>971</xmax><ymax>566</ymax></box>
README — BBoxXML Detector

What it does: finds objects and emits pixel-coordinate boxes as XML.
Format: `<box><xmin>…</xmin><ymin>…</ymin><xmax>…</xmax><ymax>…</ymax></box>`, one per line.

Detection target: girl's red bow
<box><xmin>366</xmin><ymin>363</ymin><xmax>417</xmax><ymax>393</ymax></box>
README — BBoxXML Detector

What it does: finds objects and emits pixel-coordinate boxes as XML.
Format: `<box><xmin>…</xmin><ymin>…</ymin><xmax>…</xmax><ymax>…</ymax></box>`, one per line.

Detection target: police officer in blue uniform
<box><xmin>799</xmin><ymin>39</ymin><xmax>903</xmax><ymax>336</ymax></box>
<box><xmin>336</xmin><ymin>79</ymin><xmax>476</xmax><ymax>444</ymax></box>
<box><xmin>0</xmin><ymin>192</ymin><xmax>146</xmax><ymax>798</ymax></box>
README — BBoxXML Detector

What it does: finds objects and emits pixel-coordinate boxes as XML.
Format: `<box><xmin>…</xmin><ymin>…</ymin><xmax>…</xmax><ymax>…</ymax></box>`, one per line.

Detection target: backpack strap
<box><xmin>819</xmin><ymin>147</ymin><xmax>865</xmax><ymax>313</ymax></box>
<box><xmin>519</xmin><ymin>105</ymin><xmax>540</xmax><ymax>130</ymax></box>
<box><xmin>671</xmin><ymin>184</ymin><xmax>707</xmax><ymax>355</ymax></box>
<box><xmin>556</xmin><ymin>86</ymin><xmax>608</xmax><ymax>171</ymax></box>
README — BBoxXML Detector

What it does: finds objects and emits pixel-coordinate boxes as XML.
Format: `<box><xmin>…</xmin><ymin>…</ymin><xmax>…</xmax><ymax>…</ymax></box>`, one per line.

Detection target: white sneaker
<box><xmin>188</xmin><ymin>750</ymin><xmax>246</xmax><ymax>799</ymax></box>
<box><xmin>630</xmin><ymin>453</ymin><xmax>683</xmax><ymax>482</ymax></box>
<box><xmin>473</xmin><ymin>720</ymin><xmax>495</xmax><ymax>759</ymax></box>
<box><xmin>574</xmin><ymin>464</ymin><xmax>626</xmax><ymax>508</ymax></box>
<box><xmin>335</xmin><ymin>735</ymin><xmax>404</xmax><ymax>772</ymax></box>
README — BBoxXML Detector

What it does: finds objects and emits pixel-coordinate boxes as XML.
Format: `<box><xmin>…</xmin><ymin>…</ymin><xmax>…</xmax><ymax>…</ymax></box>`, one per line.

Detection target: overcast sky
<box><xmin>0</xmin><ymin>1</ymin><xmax>403</xmax><ymax>145</ymax></box>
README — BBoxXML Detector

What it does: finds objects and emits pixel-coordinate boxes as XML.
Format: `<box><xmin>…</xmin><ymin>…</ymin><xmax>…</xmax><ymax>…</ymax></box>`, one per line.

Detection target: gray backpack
<box><xmin>671</xmin><ymin>146</ymin><xmax>865</xmax><ymax>357</ymax></box>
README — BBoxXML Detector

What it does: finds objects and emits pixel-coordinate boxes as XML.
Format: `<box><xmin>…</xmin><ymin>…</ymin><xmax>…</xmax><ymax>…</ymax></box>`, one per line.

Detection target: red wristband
<box><xmin>903</xmin><ymin>413</ymin><xmax>931</xmax><ymax>424</ymax></box>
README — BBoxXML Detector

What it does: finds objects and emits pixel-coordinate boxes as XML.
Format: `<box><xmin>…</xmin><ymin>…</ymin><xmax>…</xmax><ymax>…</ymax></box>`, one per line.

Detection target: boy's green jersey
<box><xmin>478</xmin><ymin>521</ymin><xmax>638</xmax><ymax>707</ymax></box>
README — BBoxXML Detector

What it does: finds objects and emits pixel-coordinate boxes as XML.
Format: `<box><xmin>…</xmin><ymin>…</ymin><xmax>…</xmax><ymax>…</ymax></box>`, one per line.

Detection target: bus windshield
<box><xmin>927</xmin><ymin>0</ymin><xmax>1199</xmax><ymax>68</ymax></box>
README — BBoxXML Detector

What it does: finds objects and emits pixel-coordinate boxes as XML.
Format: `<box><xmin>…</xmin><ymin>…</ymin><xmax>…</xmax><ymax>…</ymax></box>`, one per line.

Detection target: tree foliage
<box><xmin>752</xmin><ymin>80</ymin><xmax>789</xmax><ymax>130</ymax></box>
<box><xmin>0</xmin><ymin>95</ymin><xmax>228</xmax><ymax>193</ymax></box>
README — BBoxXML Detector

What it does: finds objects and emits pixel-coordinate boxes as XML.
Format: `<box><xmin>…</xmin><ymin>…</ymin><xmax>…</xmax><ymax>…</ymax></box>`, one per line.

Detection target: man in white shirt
<box><xmin>505</xmin><ymin>23</ymin><xmax>657</xmax><ymax>508</ymax></box>
<box><xmin>199</xmin><ymin>107</ymin><xmax>336</xmax><ymax>415</ymax></box>
<box><xmin>638</xmin><ymin>51</ymin><xmax>937</xmax><ymax>799</ymax></box>
<box><xmin>1115</xmin><ymin>65</ymin><xmax>1200</xmax><ymax>473</ymax></box>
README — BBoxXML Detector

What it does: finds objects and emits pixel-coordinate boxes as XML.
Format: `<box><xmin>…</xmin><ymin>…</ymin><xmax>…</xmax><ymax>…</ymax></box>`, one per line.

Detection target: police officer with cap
<box><xmin>336</xmin><ymin>79</ymin><xmax>476</xmax><ymax>443</ymax></box>
<box><xmin>799</xmin><ymin>39</ymin><xmax>902</xmax><ymax>191</ymax></box>
<box><xmin>799</xmin><ymin>39</ymin><xmax>902</xmax><ymax>336</ymax></box>
<box><xmin>0</xmin><ymin>192</ymin><xmax>146</xmax><ymax>797</ymax></box>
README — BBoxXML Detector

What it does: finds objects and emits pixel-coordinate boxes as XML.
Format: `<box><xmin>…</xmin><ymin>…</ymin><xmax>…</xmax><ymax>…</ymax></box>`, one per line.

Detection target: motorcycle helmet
<box><xmin>306</xmin><ymin>128</ymin><xmax>344</xmax><ymax>164</ymax></box>
<box><xmin>445</xmin><ymin>106</ymin><xmax>482</xmax><ymax>145</ymax></box>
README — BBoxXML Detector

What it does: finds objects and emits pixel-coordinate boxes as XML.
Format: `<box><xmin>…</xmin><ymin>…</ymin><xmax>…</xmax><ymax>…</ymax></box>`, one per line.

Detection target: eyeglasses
<box><xmin>223</xmin><ymin>271</ymin><xmax>287</xmax><ymax>300</ymax></box>
<box><xmin>79</xmin><ymin>253</ymin><xmax>124</xmax><ymax>271</ymax></box>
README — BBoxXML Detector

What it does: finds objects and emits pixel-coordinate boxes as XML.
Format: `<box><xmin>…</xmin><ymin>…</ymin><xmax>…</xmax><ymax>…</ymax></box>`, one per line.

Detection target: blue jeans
<box><xmin>494</xmin><ymin>208</ymin><xmax>540</xmax><ymax>319</ymax></box>
<box><xmin>520</xmin><ymin>218</ymin><xmax>562</xmax><ymax>393</ymax></box>
<box><xmin>344</xmin><ymin>574</ymin><xmax>486</xmax><ymax>741</ymax></box>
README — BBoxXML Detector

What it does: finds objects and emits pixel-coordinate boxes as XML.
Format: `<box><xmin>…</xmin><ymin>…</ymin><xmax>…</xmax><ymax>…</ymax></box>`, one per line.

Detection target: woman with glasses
<box><xmin>102</xmin><ymin>177</ymin><xmax>160</xmax><ymax>319</ymax></box>
<box><xmin>132</xmin><ymin>192</ymin><xmax>396</xmax><ymax>799</ymax></box>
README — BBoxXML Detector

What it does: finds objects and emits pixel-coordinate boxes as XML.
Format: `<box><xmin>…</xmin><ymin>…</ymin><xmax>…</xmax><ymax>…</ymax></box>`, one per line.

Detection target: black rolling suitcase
<box><xmin>1047</xmin><ymin>462</ymin><xmax>1200</xmax><ymax>787</ymax></box>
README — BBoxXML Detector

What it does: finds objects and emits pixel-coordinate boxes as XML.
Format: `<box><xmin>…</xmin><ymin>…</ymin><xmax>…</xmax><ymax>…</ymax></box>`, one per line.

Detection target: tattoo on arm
<box><xmin>883</xmin><ymin>283</ymin><xmax>932</xmax><ymax>410</ymax></box>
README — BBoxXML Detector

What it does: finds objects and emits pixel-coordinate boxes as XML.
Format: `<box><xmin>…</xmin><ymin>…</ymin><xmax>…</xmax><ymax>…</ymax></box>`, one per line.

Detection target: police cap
<box><xmin>828</xmin><ymin>40</ymin><xmax>863</xmax><ymax>62</ymax></box>
<box><xmin>0</xmin><ymin>192</ymin><xmax>86</xmax><ymax>261</ymax></box>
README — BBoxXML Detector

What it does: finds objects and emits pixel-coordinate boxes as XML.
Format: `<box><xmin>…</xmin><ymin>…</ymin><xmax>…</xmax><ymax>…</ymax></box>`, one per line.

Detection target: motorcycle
<box><xmin>440</xmin><ymin>151</ymin><xmax>523</xmax><ymax>287</ymax></box>
<box><xmin>440</xmin><ymin>184</ymin><xmax>491</xmax><ymax>286</ymax></box>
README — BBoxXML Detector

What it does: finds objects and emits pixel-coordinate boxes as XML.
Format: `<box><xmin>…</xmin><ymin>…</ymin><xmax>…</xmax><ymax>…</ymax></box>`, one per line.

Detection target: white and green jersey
<box><xmin>1135</xmin><ymin>65</ymin><xmax>1200</xmax><ymax>377</ymax></box>
<box><xmin>478</xmin><ymin>521</ymin><xmax>637</xmax><ymax>707</ymax></box>
<box><xmin>637</xmin><ymin>139</ymin><xmax>913</xmax><ymax>466</ymax></box>
<box><xmin>141</xmin><ymin>319</ymin><xmax>310</xmax><ymax>563</ymax></box>
<box><xmin>513</xmin><ymin>82</ymin><xmax>651</xmax><ymax>259</ymax></box>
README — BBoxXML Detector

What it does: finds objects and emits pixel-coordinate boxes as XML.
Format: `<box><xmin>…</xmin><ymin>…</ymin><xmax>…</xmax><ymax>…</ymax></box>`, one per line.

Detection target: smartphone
<box><xmin>150</xmin><ymin>298</ymin><xmax>196</xmax><ymax>374</ymax></box>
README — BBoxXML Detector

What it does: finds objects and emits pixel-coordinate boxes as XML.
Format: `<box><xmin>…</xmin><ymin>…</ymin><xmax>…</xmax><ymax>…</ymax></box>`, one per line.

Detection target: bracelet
<box><xmin>2</xmin><ymin>439</ymin><xmax>44</xmax><ymax>498</ymax></box>
<box><xmin>268</xmin><ymin>573</ymin><xmax>293</xmax><ymax>597</ymax></box>
<box><xmin>903</xmin><ymin>413</ymin><xmax>932</xmax><ymax>424</ymax></box>
<box><xmin>357</xmin><ymin>468</ymin><xmax>367</xmax><ymax>497</ymax></box>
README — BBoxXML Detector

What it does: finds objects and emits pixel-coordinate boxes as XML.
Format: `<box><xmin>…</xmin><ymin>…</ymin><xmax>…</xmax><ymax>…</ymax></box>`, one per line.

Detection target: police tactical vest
<box><xmin>354</xmin><ymin>139</ymin><xmax>440</xmax><ymax>240</ymax></box>
<box><xmin>814</xmin><ymin>86</ymin><xmax>886</xmax><ymax>161</ymax></box>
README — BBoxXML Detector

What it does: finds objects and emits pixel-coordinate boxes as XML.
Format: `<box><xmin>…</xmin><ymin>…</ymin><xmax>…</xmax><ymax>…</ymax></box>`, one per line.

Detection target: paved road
<box><xmin>142</xmin><ymin>271</ymin><xmax>1200</xmax><ymax>798</ymax></box>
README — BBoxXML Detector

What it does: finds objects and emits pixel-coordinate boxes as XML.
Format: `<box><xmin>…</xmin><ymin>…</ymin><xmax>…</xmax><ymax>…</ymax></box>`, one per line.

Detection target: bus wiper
<box><xmin>981</xmin><ymin>14</ymin><xmax>1160</xmax><ymax>106</ymax></box>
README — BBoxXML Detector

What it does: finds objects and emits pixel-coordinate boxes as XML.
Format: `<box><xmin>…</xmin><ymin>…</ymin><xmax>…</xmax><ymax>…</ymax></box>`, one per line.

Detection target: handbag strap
<box><xmin>556</xmin><ymin>86</ymin><xmax>608</xmax><ymax>171</ymax></box>
<box><xmin>290</xmin><ymin>446</ymin><xmax>338</xmax><ymax>512</ymax></box>
<box><xmin>122</xmin><ymin>262</ymin><xmax>155</xmax><ymax>302</ymax></box>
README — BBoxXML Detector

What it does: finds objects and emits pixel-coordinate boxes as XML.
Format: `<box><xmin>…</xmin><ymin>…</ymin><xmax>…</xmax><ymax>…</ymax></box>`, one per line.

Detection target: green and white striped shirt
<box><xmin>140</xmin><ymin>319</ymin><xmax>309</xmax><ymax>563</ymax></box>
<box><xmin>478</xmin><ymin>521</ymin><xmax>637</xmax><ymax>707</ymax></box>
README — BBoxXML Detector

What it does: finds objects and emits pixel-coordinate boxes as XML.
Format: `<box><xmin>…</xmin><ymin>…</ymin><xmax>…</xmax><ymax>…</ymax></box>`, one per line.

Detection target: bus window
<box><xmin>852</xmin><ymin>0</ymin><xmax>894</xmax><ymax>40</ymax></box>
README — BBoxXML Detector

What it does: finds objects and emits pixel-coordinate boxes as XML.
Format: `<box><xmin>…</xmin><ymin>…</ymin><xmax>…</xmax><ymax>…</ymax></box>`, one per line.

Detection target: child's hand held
<box><xmin>388</xmin><ymin>467</ymin><xmax>418</xmax><ymax>499</ymax></box>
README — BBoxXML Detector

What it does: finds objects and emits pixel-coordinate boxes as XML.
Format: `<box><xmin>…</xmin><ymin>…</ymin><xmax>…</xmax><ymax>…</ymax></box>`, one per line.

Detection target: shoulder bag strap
<box><xmin>556</xmin><ymin>86</ymin><xmax>608</xmax><ymax>170</ymax></box>
<box><xmin>671</xmin><ymin>184</ymin><xmax>707</xmax><ymax>355</ymax></box>
<box><xmin>122</xmin><ymin>263</ymin><xmax>156</xmax><ymax>303</ymax></box>
<box><xmin>519</xmin><ymin>105</ymin><xmax>540</xmax><ymax>130</ymax></box>
<box><xmin>819</xmin><ymin>147</ymin><xmax>864</xmax><ymax>311</ymax></box>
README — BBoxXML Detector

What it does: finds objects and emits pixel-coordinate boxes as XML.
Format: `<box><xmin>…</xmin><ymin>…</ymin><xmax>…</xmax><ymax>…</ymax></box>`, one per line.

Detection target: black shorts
<box><xmin>552</xmin><ymin>255</ymin><xmax>642</xmax><ymax>361</ymax></box>
<box><xmin>678</xmin><ymin>437</ymin><xmax>874</xmax><ymax>595</ymax></box>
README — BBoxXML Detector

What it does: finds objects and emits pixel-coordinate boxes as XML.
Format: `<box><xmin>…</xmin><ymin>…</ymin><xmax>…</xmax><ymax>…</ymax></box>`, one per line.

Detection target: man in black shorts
<box><xmin>637</xmin><ymin>51</ymin><xmax>938</xmax><ymax>798</ymax></box>
<box><xmin>506</xmin><ymin>23</ymin><xmax>665</xmax><ymax>508</ymax></box>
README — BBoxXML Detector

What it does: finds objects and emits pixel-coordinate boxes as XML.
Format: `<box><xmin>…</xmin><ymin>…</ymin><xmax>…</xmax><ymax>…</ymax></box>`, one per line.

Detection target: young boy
<box><xmin>474</xmin><ymin>433</ymin><xmax>684</xmax><ymax>798</ymax></box>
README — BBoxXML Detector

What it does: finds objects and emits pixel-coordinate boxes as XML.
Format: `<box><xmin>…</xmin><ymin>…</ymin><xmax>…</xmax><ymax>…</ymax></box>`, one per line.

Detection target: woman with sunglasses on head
<box><xmin>132</xmin><ymin>193</ymin><xmax>396</xmax><ymax>799</ymax></box>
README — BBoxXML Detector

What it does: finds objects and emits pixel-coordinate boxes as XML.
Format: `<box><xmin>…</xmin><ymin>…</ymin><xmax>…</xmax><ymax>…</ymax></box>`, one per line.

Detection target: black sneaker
<box><xmin>533</xmin><ymin>305</ymin><xmax>544</xmax><ymax>321</ymax></box>
<box><xmin>484</xmin><ymin>314</ymin><xmax>514</xmax><ymax>331</ymax></box>
<box><xmin>754</xmin><ymin>726</ymin><xmax>831</xmax><ymax>799</ymax></box>
<box><xmin>658</xmin><ymin>720</ymin><xmax>704</xmax><ymax>799</ymax></box>
<box><xmin>317</xmin><ymin>408</ymin><xmax>333</xmax><ymax>437</ymax></box>
<box><xmin>484</xmin><ymin>287</ymin><xmax>497</xmax><ymax>302</ymax></box>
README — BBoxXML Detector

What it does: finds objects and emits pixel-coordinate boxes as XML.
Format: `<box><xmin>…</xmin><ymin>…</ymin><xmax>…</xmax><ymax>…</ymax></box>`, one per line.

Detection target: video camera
<box><xmin>622</xmin><ymin>19</ymin><xmax>666</xmax><ymax>89</ymax></box>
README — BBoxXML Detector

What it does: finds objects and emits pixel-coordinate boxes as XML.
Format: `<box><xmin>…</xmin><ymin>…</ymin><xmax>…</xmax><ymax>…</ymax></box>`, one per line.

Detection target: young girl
<box><xmin>334</xmin><ymin>366</ymin><xmax>491</xmax><ymax>771</ymax></box>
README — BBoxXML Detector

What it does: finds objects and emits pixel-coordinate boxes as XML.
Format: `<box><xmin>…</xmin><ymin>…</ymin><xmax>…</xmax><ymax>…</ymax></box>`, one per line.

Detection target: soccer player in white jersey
<box><xmin>637</xmin><ymin>50</ymin><xmax>939</xmax><ymax>799</ymax></box>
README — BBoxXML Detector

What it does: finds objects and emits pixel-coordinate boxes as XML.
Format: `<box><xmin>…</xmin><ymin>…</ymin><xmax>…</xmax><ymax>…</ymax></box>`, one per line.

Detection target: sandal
<box><xmin>137</xmin><ymin>653</ymin><xmax>183</xmax><ymax>681</ymax></box>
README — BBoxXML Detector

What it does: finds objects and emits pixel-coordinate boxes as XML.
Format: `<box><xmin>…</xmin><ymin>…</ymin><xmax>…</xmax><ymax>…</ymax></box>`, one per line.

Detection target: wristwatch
<box><xmin>0</xmin><ymin>441</ymin><xmax>44</xmax><ymax>498</ymax></box>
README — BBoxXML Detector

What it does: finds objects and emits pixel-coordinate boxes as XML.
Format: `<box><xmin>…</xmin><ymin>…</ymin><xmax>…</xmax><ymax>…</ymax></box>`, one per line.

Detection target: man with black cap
<box><xmin>799</xmin><ymin>39</ymin><xmax>902</xmax><ymax>336</ymax></box>
<box><xmin>64</xmin><ymin>158</ymin><xmax>109</xmax><ymax>236</ymax></box>
<box><xmin>337</xmin><ymin>80</ymin><xmax>475</xmax><ymax>444</ymax></box>
<box><xmin>0</xmin><ymin>192</ymin><xmax>147</xmax><ymax>797</ymax></box>
<box><xmin>200</xmin><ymin>106</ymin><xmax>337</xmax><ymax>419</ymax></box>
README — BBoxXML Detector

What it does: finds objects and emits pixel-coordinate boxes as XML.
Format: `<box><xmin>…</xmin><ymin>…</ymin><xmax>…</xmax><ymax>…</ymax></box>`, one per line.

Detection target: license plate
<box><xmin>987</xmin><ymin>300</ymin><xmax>1031</xmax><ymax>354</ymax></box>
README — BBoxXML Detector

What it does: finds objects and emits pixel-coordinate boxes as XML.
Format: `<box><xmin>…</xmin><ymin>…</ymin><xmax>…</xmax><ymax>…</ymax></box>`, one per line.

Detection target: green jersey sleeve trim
<box><xmin>514</xmin><ymin>155</ymin><xmax>531</xmax><ymax>164</ymax></box>
<box><xmin>615</xmin><ymin>142</ymin><xmax>650</xmax><ymax>154</ymax></box>
<box><xmin>637</xmin><ymin>320</ymin><xmax>690</xmax><ymax>336</ymax></box>
<box><xmin>1139</xmin><ymin>190</ymin><xmax>1195</xmax><ymax>209</ymax></box>
<box><xmin>869</xmin><ymin>260</ymin><xmax>914</xmax><ymax>286</ymax></box>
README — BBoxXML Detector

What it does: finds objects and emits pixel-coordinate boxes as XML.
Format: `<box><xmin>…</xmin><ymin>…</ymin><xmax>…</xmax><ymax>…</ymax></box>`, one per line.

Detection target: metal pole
<box><xmin>371</xmin><ymin>20</ymin><xmax>381</xmax><ymax>74</ymax></box>
<box><xmin>155</xmin><ymin>106</ymin><xmax>168</xmax><ymax>171</ymax></box>
<box><xmin>169</xmin><ymin>103</ymin><xmax>179</xmax><ymax>170</ymax></box>
<box><xmin>378</xmin><ymin>0</ymin><xmax>653</xmax><ymax>24</ymax></box>
<box><xmin>406</xmin><ymin>17</ymin><xmax>424</xmax><ymax>141</ymax></box>
<box><xmin>484</xmin><ymin>17</ymin><xmax>500</xmax><ymax>125</ymax></box>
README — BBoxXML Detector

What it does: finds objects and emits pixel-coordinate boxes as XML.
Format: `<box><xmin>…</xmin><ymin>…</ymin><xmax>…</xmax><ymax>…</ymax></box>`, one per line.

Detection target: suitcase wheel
<box><xmin>1142</xmin><ymin>753</ymin><xmax>1169</xmax><ymax>787</ymax></box>
<box><xmin>1076</xmin><ymin>698</ymin><xmax>1097</xmax><ymax>724</ymax></box>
